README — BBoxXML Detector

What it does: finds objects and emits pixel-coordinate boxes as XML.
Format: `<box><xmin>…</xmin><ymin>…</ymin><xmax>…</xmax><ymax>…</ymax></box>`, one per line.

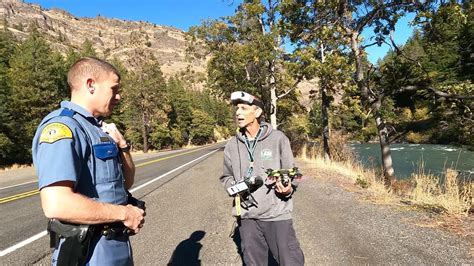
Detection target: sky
<box><xmin>24</xmin><ymin>0</ymin><xmax>415</xmax><ymax>64</ymax></box>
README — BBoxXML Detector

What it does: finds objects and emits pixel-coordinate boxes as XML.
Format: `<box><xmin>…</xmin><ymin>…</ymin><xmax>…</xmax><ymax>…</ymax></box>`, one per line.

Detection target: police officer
<box><xmin>32</xmin><ymin>57</ymin><xmax>145</xmax><ymax>265</ymax></box>
<box><xmin>220</xmin><ymin>91</ymin><xmax>304</xmax><ymax>265</ymax></box>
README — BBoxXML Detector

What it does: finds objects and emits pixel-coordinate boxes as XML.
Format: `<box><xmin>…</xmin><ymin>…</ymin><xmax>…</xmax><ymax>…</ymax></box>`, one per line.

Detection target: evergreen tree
<box><xmin>0</xmin><ymin>30</ymin><xmax>16</xmax><ymax>165</ymax></box>
<box><xmin>7</xmin><ymin>29</ymin><xmax>66</xmax><ymax>162</ymax></box>
<box><xmin>280</xmin><ymin>2</ymin><xmax>355</xmax><ymax>160</ymax></box>
<box><xmin>80</xmin><ymin>39</ymin><xmax>97</xmax><ymax>57</ymax></box>
<box><xmin>381</xmin><ymin>2</ymin><xmax>473</xmax><ymax>146</ymax></box>
<box><xmin>189</xmin><ymin>0</ymin><xmax>302</xmax><ymax>129</ymax></box>
<box><xmin>65</xmin><ymin>47</ymin><xmax>81</xmax><ymax>69</ymax></box>
<box><xmin>167</xmin><ymin>77</ymin><xmax>193</xmax><ymax>145</ymax></box>
<box><xmin>416</xmin><ymin>2</ymin><xmax>473</xmax><ymax>145</ymax></box>
<box><xmin>459</xmin><ymin>1</ymin><xmax>474</xmax><ymax>81</ymax></box>
<box><xmin>280</xmin><ymin>0</ymin><xmax>426</xmax><ymax>184</ymax></box>
<box><xmin>122</xmin><ymin>57</ymin><xmax>168</xmax><ymax>152</ymax></box>
<box><xmin>190</xmin><ymin>109</ymin><xmax>216</xmax><ymax>145</ymax></box>
<box><xmin>107</xmin><ymin>57</ymin><xmax>129</xmax><ymax>132</ymax></box>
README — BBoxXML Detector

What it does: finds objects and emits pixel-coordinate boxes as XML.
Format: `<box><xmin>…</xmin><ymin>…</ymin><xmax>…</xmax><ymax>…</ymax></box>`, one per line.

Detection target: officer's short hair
<box><xmin>67</xmin><ymin>57</ymin><xmax>120</xmax><ymax>91</ymax></box>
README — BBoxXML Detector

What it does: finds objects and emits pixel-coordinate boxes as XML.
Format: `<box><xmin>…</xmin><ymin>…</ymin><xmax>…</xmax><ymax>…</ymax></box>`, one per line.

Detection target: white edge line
<box><xmin>0</xmin><ymin>180</ymin><xmax>38</xmax><ymax>191</ymax></box>
<box><xmin>0</xmin><ymin>145</ymin><xmax>219</xmax><ymax>190</ymax></box>
<box><xmin>0</xmin><ymin>156</ymin><xmax>155</xmax><ymax>190</ymax></box>
<box><xmin>0</xmin><ymin>231</ymin><xmax>48</xmax><ymax>257</ymax></box>
<box><xmin>0</xmin><ymin>148</ymin><xmax>219</xmax><ymax>257</ymax></box>
<box><xmin>130</xmin><ymin>149</ymin><xmax>219</xmax><ymax>193</ymax></box>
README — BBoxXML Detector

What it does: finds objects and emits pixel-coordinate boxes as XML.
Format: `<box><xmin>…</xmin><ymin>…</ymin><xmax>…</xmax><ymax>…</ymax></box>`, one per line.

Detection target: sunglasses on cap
<box><xmin>230</xmin><ymin>91</ymin><xmax>264</xmax><ymax>109</ymax></box>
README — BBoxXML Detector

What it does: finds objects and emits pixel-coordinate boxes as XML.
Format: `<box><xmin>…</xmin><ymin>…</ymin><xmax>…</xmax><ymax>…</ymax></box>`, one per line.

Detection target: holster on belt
<box><xmin>48</xmin><ymin>219</ymin><xmax>92</xmax><ymax>266</ymax></box>
<box><xmin>46</xmin><ymin>193</ymin><xmax>144</xmax><ymax>265</ymax></box>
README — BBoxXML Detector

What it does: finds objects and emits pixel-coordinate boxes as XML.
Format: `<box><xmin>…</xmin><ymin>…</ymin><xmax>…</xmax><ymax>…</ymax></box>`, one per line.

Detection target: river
<box><xmin>350</xmin><ymin>144</ymin><xmax>474</xmax><ymax>180</ymax></box>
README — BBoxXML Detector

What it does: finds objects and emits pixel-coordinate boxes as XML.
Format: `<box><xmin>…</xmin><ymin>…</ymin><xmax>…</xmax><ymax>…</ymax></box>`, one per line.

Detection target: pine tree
<box><xmin>190</xmin><ymin>109</ymin><xmax>215</xmax><ymax>145</ymax></box>
<box><xmin>167</xmin><ymin>77</ymin><xmax>193</xmax><ymax>146</ymax></box>
<box><xmin>7</xmin><ymin>29</ymin><xmax>67</xmax><ymax>162</ymax></box>
<box><xmin>0</xmin><ymin>30</ymin><xmax>16</xmax><ymax>165</ymax></box>
<box><xmin>122</xmin><ymin>57</ymin><xmax>168</xmax><ymax>152</ymax></box>
<box><xmin>80</xmin><ymin>39</ymin><xmax>97</xmax><ymax>58</ymax></box>
<box><xmin>189</xmin><ymin>0</ymin><xmax>302</xmax><ymax>129</ymax></box>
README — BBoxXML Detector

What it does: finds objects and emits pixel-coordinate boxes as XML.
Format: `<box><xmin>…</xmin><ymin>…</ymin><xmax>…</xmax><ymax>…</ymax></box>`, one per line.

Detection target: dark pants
<box><xmin>239</xmin><ymin>219</ymin><xmax>304</xmax><ymax>266</ymax></box>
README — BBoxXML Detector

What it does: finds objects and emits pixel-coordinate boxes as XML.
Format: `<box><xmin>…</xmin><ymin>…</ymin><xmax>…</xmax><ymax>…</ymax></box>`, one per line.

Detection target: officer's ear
<box><xmin>86</xmin><ymin>78</ymin><xmax>95</xmax><ymax>94</ymax></box>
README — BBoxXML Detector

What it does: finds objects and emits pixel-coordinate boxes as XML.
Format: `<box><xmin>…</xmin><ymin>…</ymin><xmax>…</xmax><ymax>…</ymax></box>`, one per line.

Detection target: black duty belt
<box><xmin>95</xmin><ymin>222</ymin><xmax>133</xmax><ymax>240</ymax></box>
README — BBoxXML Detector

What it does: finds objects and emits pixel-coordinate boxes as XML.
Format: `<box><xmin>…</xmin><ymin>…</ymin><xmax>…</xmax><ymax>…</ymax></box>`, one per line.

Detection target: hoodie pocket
<box><xmin>249</xmin><ymin>186</ymin><xmax>276</xmax><ymax>217</ymax></box>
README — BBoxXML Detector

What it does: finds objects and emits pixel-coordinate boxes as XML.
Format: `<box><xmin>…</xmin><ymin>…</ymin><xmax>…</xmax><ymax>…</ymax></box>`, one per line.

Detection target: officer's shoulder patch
<box><xmin>39</xmin><ymin>122</ymin><xmax>73</xmax><ymax>144</ymax></box>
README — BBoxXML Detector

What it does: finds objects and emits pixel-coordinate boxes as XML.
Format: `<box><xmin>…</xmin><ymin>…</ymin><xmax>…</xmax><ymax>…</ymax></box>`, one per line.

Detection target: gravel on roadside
<box><xmin>129</xmin><ymin>153</ymin><xmax>472</xmax><ymax>265</ymax></box>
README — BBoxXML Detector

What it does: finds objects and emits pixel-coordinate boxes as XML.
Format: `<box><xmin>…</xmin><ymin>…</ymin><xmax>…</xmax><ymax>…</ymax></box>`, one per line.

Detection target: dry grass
<box><xmin>0</xmin><ymin>163</ymin><xmax>32</xmax><ymax>172</ymax></box>
<box><xmin>299</xmin><ymin>142</ymin><xmax>394</xmax><ymax>204</ymax></box>
<box><xmin>411</xmin><ymin>168</ymin><xmax>473</xmax><ymax>215</ymax></box>
<box><xmin>298</xmin><ymin>142</ymin><xmax>473</xmax><ymax>216</ymax></box>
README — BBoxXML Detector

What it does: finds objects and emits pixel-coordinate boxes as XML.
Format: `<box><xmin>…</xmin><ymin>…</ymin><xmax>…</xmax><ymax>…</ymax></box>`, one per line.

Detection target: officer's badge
<box><xmin>39</xmin><ymin>123</ymin><xmax>73</xmax><ymax>143</ymax></box>
<box><xmin>261</xmin><ymin>149</ymin><xmax>273</xmax><ymax>161</ymax></box>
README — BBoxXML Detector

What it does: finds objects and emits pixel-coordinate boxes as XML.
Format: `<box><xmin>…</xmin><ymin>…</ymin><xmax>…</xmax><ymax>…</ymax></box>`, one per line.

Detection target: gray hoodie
<box><xmin>220</xmin><ymin>122</ymin><xmax>299</xmax><ymax>221</ymax></box>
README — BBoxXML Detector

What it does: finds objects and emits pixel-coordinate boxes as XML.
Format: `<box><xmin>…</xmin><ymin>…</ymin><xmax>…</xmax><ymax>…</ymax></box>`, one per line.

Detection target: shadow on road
<box><xmin>232</xmin><ymin>222</ymin><xmax>278</xmax><ymax>266</ymax></box>
<box><xmin>168</xmin><ymin>230</ymin><xmax>206</xmax><ymax>266</ymax></box>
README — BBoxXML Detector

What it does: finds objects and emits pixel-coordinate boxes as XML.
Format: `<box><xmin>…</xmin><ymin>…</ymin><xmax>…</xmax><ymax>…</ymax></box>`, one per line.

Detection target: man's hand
<box><xmin>101</xmin><ymin>122</ymin><xmax>127</xmax><ymax>148</ymax></box>
<box><xmin>122</xmin><ymin>205</ymin><xmax>146</xmax><ymax>234</ymax></box>
<box><xmin>274</xmin><ymin>179</ymin><xmax>293</xmax><ymax>196</ymax></box>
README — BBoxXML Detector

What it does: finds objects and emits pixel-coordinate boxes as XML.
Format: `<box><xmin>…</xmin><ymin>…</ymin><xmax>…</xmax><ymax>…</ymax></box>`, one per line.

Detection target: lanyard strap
<box><xmin>244</xmin><ymin>127</ymin><xmax>262</xmax><ymax>177</ymax></box>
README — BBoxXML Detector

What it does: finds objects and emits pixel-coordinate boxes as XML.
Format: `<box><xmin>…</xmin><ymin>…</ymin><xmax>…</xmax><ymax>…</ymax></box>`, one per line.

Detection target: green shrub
<box><xmin>414</xmin><ymin>107</ymin><xmax>430</xmax><ymax>120</ymax></box>
<box><xmin>282</xmin><ymin>115</ymin><xmax>309</xmax><ymax>156</ymax></box>
<box><xmin>399</xmin><ymin>108</ymin><xmax>413</xmax><ymax>121</ymax></box>
<box><xmin>355</xmin><ymin>177</ymin><xmax>369</xmax><ymax>188</ymax></box>
<box><xmin>190</xmin><ymin>109</ymin><xmax>215</xmax><ymax>145</ymax></box>
<box><xmin>406</xmin><ymin>131</ymin><xmax>430</xmax><ymax>143</ymax></box>
<box><xmin>150</xmin><ymin>125</ymin><xmax>171</xmax><ymax>149</ymax></box>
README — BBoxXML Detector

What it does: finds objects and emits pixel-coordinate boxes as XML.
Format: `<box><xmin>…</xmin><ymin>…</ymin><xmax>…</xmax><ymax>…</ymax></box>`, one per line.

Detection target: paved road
<box><xmin>1</xmin><ymin>148</ymin><xmax>472</xmax><ymax>264</ymax></box>
<box><xmin>0</xmin><ymin>144</ymin><xmax>224</xmax><ymax>263</ymax></box>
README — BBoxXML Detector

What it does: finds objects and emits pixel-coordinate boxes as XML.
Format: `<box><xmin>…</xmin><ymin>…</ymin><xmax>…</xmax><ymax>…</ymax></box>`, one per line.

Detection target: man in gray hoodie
<box><xmin>220</xmin><ymin>91</ymin><xmax>304</xmax><ymax>265</ymax></box>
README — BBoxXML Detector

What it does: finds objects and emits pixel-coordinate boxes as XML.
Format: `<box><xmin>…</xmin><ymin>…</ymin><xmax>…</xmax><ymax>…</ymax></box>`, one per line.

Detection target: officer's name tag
<box><xmin>39</xmin><ymin>123</ymin><xmax>73</xmax><ymax>144</ymax></box>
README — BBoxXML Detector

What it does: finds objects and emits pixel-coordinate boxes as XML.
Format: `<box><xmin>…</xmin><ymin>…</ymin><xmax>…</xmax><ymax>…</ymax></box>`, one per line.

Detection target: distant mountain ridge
<box><xmin>0</xmin><ymin>0</ymin><xmax>206</xmax><ymax>76</ymax></box>
<box><xmin>0</xmin><ymin>0</ymin><xmax>316</xmax><ymax>108</ymax></box>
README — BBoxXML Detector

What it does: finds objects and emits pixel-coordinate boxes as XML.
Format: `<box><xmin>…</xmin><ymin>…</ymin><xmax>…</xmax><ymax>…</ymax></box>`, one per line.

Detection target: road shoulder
<box><xmin>296</xmin><ymin>159</ymin><xmax>473</xmax><ymax>264</ymax></box>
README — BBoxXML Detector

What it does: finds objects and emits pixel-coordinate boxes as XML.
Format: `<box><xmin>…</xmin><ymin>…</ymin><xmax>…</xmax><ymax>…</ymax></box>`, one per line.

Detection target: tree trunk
<box><xmin>350</xmin><ymin>35</ymin><xmax>368</xmax><ymax>100</ymax></box>
<box><xmin>269</xmin><ymin>61</ymin><xmax>278</xmax><ymax>129</ymax></box>
<box><xmin>320</xmin><ymin>43</ymin><xmax>330</xmax><ymax>161</ymax></box>
<box><xmin>266</xmin><ymin>6</ymin><xmax>278</xmax><ymax>130</ymax></box>
<box><xmin>375</xmin><ymin>113</ymin><xmax>395</xmax><ymax>186</ymax></box>
<box><xmin>142</xmin><ymin>111</ymin><xmax>149</xmax><ymax>153</ymax></box>
<box><xmin>322</xmin><ymin>87</ymin><xmax>331</xmax><ymax>161</ymax></box>
<box><xmin>350</xmin><ymin>32</ymin><xmax>395</xmax><ymax>186</ymax></box>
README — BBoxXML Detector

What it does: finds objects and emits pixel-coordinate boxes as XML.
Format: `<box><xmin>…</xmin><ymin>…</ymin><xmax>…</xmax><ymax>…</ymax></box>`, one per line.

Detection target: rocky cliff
<box><xmin>0</xmin><ymin>0</ymin><xmax>317</xmax><ymax>108</ymax></box>
<box><xmin>0</xmin><ymin>0</ymin><xmax>206</xmax><ymax>76</ymax></box>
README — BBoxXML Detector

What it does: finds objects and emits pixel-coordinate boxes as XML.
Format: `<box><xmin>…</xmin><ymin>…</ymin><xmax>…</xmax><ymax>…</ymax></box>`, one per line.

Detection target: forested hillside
<box><xmin>0</xmin><ymin>0</ymin><xmax>472</xmax><ymax>171</ymax></box>
<box><xmin>0</xmin><ymin>27</ymin><xmax>233</xmax><ymax>165</ymax></box>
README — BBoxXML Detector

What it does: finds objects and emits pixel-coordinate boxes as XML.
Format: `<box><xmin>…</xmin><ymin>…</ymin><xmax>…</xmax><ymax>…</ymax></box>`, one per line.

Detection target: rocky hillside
<box><xmin>0</xmin><ymin>0</ymin><xmax>316</xmax><ymax>108</ymax></box>
<box><xmin>0</xmin><ymin>0</ymin><xmax>206</xmax><ymax>76</ymax></box>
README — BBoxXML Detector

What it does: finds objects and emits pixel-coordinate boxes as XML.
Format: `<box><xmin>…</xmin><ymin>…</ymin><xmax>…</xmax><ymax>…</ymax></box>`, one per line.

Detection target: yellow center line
<box><xmin>0</xmin><ymin>146</ymin><xmax>212</xmax><ymax>204</ymax></box>
<box><xmin>135</xmin><ymin>146</ymin><xmax>207</xmax><ymax>167</ymax></box>
<box><xmin>0</xmin><ymin>190</ymin><xmax>39</xmax><ymax>204</ymax></box>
